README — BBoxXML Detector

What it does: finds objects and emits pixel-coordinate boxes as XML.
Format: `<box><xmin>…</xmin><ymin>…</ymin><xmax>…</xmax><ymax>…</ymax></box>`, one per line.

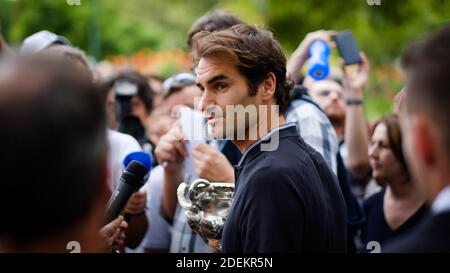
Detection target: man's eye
<box><xmin>319</xmin><ymin>90</ymin><xmax>330</xmax><ymax>97</ymax></box>
<box><xmin>216</xmin><ymin>83</ymin><xmax>228</xmax><ymax>91</ymax></box>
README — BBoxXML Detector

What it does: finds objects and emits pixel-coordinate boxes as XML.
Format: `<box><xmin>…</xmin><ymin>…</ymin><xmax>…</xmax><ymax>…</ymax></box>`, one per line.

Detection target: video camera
<box><xmin>113</xmin><ymin>79</ymin><xmax>147</xmax><ymax>145</ymax></box>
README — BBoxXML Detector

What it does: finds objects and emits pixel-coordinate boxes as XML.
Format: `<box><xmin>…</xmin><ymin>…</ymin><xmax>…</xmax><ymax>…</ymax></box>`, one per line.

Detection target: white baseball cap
<box><xmin>21</xmin><ymin>30</ymin><xmax>71</xmax><ymax>54</ymax></box>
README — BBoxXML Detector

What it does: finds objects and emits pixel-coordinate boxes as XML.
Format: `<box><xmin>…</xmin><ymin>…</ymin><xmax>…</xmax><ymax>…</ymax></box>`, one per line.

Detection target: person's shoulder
<box><xmin>108</xmin><ymin>129</ymin><xmax>138</xmax><ymax>144</ymax></box>
<box><xmin>287</xmin><ymin>99</ymin><xmax>324</xmax><ymax>120</ymax></box>
<box><xmin>261</xmin><ymin>136</ymin><xmax>307</xmax><ymax>164</ymax></box>
<box><xmin>245</xmin><ymin>150</ymin><xmax>306</xmax><ymax>190</ymax></box>
<box><xmin>280</xmin><ymin>135</ymin><xmax>327</xmax><ymax>165</ymax></box>
<box><xmin>286</xmin><ymin>102</ymin><xmax>335</xmax><ymax>139</ymax></box>
<box><xmin>107</xmin><ymin>129</ymin><xmax>141</xmax><ymax>151</ymax></box>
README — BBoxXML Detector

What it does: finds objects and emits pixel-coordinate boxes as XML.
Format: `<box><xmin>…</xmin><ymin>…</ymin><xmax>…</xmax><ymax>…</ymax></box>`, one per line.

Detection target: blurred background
<box><xmin>1</xmin><ymin>0</ymin><xmax>449</xmax><ymax>121</ymax></box>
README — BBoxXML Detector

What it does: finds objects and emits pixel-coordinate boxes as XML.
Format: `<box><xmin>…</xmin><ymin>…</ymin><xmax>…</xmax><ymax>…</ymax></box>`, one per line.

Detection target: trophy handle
<box><xmin>177</xmin><ymin>182</ymin><xmax>195</xmax><ymax>210</ymax></box>
<box><xmin>177</xmin><ymin>179</ymin><xmax>212</xmax><ymax>210</ymax></box>
<box><xmin>188</xmin><ymin>179</ymin><xmax>213</xmax><ymax>201</ymax></box>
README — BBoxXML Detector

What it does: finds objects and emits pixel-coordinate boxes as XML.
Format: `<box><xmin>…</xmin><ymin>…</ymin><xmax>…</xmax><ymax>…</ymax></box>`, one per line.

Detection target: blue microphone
<box><xmin>307</xmin><ymin>39</ymin><xmax>330</xmax><ymax>81</ymax></box>
<box><xmin>104</xmin><ymin>151</ymin><xmax>152</xmax><ymax>225</ymax></box>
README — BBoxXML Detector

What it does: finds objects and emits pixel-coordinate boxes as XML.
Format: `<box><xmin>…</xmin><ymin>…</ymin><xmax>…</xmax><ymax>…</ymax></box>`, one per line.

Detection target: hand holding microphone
<box><xmin>124</xmin><ymin>186</ymin><xmax>147</xmax><ymax>215</ymax></box>
<box><xmin>99</xmin><ymin>215</ymin><xmax>128</xmax><ymax>252</ymax></box>
<box><xmin>104</xmin><ymin>151</ymin><xmax>152</xmax><ymax>225</ymax></box>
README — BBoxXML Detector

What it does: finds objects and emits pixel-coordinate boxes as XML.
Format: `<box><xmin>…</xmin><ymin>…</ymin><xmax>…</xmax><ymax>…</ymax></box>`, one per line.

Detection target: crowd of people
<box><xmin>1</xmin><ymin>9</ymin><xmax>450</xmax><ymax>253</ymax></box>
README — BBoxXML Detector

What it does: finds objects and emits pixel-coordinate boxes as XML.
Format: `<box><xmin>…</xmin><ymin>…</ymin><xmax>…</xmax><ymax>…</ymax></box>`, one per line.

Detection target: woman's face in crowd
<box><xmin>369</xmin><ymin>123</ymin><xmax>405</xmax><ymax>186</ymax></box>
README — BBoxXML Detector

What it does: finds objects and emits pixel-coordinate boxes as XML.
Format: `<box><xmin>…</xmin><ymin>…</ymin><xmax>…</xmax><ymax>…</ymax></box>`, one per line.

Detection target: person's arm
<box><xmin>342</xmin><ymin>52</ymin><xmax>371</xmax><ymax>180</ymax></box>
<box><xmin>154</xmin><ymin>121</ymin><xmax>187</xmax><ymax>221</ymax></box>
<box><xmin>123</xmin><ymin>186</ymin><xmax>149</xmax><ymax>249</ymax></box>
<box><xmin>161</xmin><ymin>167</ymin><xmax>183</xmax><ymax>221</ymax></box>
<box><xmin>124</xmin><ymin>212</ymin><xmax>148</xmax><ymax>249</ymax></box>
<box><xmin>286</xmin><ymin>30</ymin><xmax>336</xmax><ymax>83</ymax></box>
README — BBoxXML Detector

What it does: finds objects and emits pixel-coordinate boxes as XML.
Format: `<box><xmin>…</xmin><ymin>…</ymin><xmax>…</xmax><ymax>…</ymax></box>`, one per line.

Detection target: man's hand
<box><xmin>125</xmin><ymin>186</ymin><xmax>147</xmax><ymax>215</ymax></box>
<box><xmin>207</xmin><ymin>239</ymin><xmax>222</xmax><ymax>253</ymax></box>
<box><xmin>154</xmin><ymin>120</ymin><xmax>187</xmax><ymax>173</ymax></box>
<box><xmin>287</xmin><ymin>30</ymin><xmax>336</xmax><ymax>83</ymax></box>
<box><xmin>294</xmin><ymin>30</ymin><xmax>337</xmax><ymax>62</ymax></box>
<box><xmin>342</xmin><ymin>52</ymin><xmax>370</xmax><ymax>97</ymax></box>
<box><xmin>99</xmin><ymin>216</ymin><xmax>128</xmax><ymax>252</ymax></box>
<box><xmin>192</xmin><ymin>143</ymin><xmax>234</xmax><ymax>182</ymax></box>
<box><xmin>342</xmin><ymin>52</ymin><xmax>371</xmax><ymax>180</ymax></box>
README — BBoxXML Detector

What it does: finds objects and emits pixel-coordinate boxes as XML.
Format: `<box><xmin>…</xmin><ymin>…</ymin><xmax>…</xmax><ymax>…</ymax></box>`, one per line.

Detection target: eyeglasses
<box><xmin>317</xmin><ymin>89</ymin><xmax>344</xmax><ymax>99</ymax></box>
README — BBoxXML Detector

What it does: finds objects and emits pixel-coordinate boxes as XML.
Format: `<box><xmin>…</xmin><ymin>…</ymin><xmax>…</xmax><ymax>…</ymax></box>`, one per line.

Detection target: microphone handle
<box><xmin>104</xmin><ymin>182</ymin><xmax>136</xmax><ymax>225</ymax></box>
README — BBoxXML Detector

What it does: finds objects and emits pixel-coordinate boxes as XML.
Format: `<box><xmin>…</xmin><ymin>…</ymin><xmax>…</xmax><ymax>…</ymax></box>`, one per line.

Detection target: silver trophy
<box><xmin>177</xmin><ymin>179</ymin><xmax>234</xmax><ymax>243</ymax></box>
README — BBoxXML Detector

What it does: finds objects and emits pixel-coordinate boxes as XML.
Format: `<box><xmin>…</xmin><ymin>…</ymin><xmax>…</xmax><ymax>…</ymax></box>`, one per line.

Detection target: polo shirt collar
<box><xmin>236</xmin><ymin>123</ymin><xmax>297</xmax><ymax>168</ymax></box>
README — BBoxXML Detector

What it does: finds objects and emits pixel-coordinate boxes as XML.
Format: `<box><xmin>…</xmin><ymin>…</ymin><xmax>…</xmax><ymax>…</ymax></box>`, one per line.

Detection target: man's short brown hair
<box><xmin>402</xmin><ymin>23</ymin><xmax>450</xmax><ymax>157</ymax></box>
<box><xmin>187</xmin><ymin>10</ymin><xmax>244</xmax><ymax>49</ymax></box>
<box><xmin>191</xmin><ymin>24</ymin><xmax>293</xmax><ymax>113</ymax></box>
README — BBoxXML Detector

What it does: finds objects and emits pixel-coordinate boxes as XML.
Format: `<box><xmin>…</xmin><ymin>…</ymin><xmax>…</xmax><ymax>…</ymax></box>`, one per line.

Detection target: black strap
<box><xmin>289</xmin><ymin>85</ymin><xmax>325</xmax><ymax>114</ymax></box>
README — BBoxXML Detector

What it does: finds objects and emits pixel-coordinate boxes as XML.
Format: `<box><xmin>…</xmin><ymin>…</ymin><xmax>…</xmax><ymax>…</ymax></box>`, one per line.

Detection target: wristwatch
<box><xmin>346</xmin><ymin>98</ymin><xmax>364</xmax><ymax>106</ymax></box>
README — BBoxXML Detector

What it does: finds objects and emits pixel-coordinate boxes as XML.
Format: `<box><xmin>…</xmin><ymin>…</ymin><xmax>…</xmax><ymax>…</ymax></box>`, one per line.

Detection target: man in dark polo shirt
<box><xmin>191</xmin><ymin>24</ymin><xmax>347</xmax><ymax>253</ymax></box>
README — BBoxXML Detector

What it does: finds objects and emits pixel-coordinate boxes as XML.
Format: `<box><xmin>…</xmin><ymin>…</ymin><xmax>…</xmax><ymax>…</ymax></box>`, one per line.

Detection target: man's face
<box><xmin>308</xmin><ymin>80</ymin><xmax>346</xmax><ymax>123</ymax></box>
<box><xmin>399</xmin><ymin>98</ymin><xmax>428</xmax><ymax>197</ymax></box>
<box><xmin>195</xmin><ymin>56</ymin><xmax>260</xmax><ymax>140</ymax></box>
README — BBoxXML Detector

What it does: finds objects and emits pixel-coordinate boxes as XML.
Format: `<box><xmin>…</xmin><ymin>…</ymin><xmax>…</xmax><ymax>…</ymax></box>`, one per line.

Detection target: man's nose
<box><xmin>198</xmin><ymin>90</ymin><xmax>214</xmax><ymax>112</ymax></box>
<box><xmin>329</xmin><ymin>90</ymin><xmax>340</xmax><ymax>101</ymax></box>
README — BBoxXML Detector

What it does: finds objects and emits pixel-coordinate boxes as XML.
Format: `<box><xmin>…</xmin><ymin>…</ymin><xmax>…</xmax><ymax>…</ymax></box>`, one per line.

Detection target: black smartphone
<box><xmin>334</xmin><ymin>31</ymin><xmax>361</xmax><ymax>65</ymax></box>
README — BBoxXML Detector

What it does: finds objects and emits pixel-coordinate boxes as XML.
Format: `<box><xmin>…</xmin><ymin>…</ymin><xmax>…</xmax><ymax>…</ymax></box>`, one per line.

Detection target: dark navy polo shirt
<box><xmin>221</xmin><ymin>123</ymin><xmax>347</xmax><ymax>253</ymax></box>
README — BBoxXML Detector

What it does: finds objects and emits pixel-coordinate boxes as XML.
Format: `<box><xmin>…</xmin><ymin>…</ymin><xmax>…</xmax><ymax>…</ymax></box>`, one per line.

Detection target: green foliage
<box><xmin>2</xmin><ymin>0</ymin><xmax>449</xmax><ymax>62</ymax></box>
<box><xmin>1</xmin><ymin>0</ymin><xmax>449</xmax><ymax>120</ymax></box>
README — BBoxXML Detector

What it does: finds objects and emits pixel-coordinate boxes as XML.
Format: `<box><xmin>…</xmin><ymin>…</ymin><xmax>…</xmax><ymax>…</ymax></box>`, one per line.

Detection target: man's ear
<box><xmin>260</xmin><ymin>72</ymin><xmax>277</xmax><ymax>101</ymax></box>
<box><xmin>412</xmin><ymin>114</ymin><xmax>436</xmax><ymax>167</ymax></box>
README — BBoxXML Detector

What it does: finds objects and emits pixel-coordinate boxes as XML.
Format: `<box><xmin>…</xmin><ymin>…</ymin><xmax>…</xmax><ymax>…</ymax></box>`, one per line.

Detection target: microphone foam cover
<box><xmin>123</xmin><ymin>151</ymin><xmax>152</xmax><ymax>172</ymax></box>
